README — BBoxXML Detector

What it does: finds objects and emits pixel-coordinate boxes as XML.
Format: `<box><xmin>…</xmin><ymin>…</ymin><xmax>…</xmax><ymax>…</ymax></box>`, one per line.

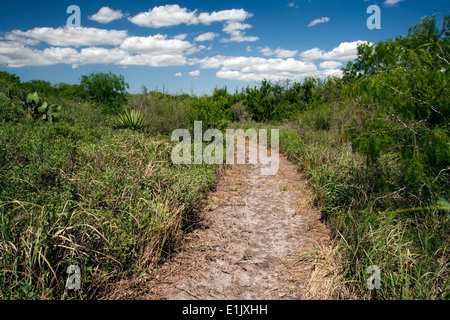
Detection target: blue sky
<box><xmin>0</xmin><ymin>0</ymin><xmax>448</xmax><ymax>95</ymax></box>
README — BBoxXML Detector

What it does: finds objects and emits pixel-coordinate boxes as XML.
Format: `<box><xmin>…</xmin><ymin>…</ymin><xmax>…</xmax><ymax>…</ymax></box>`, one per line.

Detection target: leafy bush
<box><xmin>127</xmin><ymin>92</ymin><xmax>192</xmax><ymax>134</ymax></box>
<box><xmin>80</xmin><ymin>72</ymin><xmax>129</xmax><ymax>114</ymax></box>
<box><xmin>0</xmin><ymin>92</ymin><xmax>21</xmax><ymax>122</ymax></box>
<box><xmin>343</xmin><ymin>14</ymin><xmax>449</xmax><ymax>207</ymax></box>
<box><xmin>243</xmin><ymin>78</ymin><xmax>323</xmax><ymax>122</ymax></box>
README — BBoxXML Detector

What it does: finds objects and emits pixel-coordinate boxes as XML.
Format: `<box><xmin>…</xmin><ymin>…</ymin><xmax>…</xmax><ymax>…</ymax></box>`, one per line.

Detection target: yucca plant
<box><xmin>114</xmin><ymin>108</ymin><xmax>148</xmax><ymax>131</ymax></box>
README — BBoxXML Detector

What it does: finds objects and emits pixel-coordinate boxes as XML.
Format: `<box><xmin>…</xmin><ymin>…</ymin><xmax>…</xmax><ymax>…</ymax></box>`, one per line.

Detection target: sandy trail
<box><xmin>110</xmin><ymin>133</ymin><xmax>329</xmax><ymax>300</ymax></box>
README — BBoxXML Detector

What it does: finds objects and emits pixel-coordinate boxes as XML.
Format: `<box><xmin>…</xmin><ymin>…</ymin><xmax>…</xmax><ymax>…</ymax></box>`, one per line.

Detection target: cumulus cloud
<box><xmin>315</xmin><ymin>68</ymin><xmax>344</xmax><ymax>78</ymax></box>
<box><xmin>222</xmin><ymin>21</ymin><xmax>252</xmax><ymax>34</ymax></box>
<box><xmin>88</xmin><ymin>7</ymin><xmax>124</xmax><ymax>23</ymax></box>
<box><xmin>197</xmin><ymin>9</ymin><xmax>252</xmax><ymax>25</ymax></box>
<box><xmin>221</xmin><ymin>21</ymin><xmax>259</xmax><ymax>43</ymax></box>
<box><xmin>383</xmin><ymin>0</ymin><xmax>405</xmax><ymax>6</ymax></box>
<box><xmin>121</xmin><ymin>53</ymin><xmax>188</xmax><ymax>67</ymax></box>
<box><xmin>175</xmin><ymin>72</ymin><xmax>183</xmax><ymax>76</ymax></box>
<box><xmin>5</xmin><ymin>27</ymin><xmax>128</xmax><ymax>47</ymax></box>
<box><xmin>0</xmin><ymin>41</ymin><xmax>130</xmax><ymax>68</ymax></box>
<box><xmin>300</xmin><ymin>41</ymin><xmax>370</xmax><ymax>61</ymax></box>
<box><xmin>259</xmin><ymin>46</ymin><xmax>298</xmax><ymax>58</ymax></box>
<box><xmin>319</xmin><ymin>60</ymin><xmax>343</xmax><ymax>69</ymax></box>
<box><xmin>308</xmin><ymin>17</ymin><xmax>330</xmax><ymax>27</ymax></box>
<box><xmin>128</xmin><ymin>5</ymin><xmax>197</xmax><ymax>28</ymax></box>
<box><xmin>194</xmin><ymin>32</ymin><xmax>219</xmax><ymax>42</ymax></box>
<box><xmin>173</xmin><ymin>33</ymin><xmax>188</xmax><ymax>40</ymax></box>
<box><xmin>120</xmin><ymin>34</ymin><xmax>192</xmax><ymax>54</ymax></box>
<box><xmin>0</xmin><ymin>30</ymin><xmax>193</xmax><ymax>68</ymax></box>
<box><xmin>192</xmin><ymin>55</ymin><xmax>317</xmax><ymax>82</ymax></box>
<box><xmin>128</xmin><ymin>5</ymin><xmax>253</xmax><ymax>28</ymax></box>
<box><xmin>189</xmin><ymin>70</ymin><xmax>200</xmax><ymax>77</ymax></box>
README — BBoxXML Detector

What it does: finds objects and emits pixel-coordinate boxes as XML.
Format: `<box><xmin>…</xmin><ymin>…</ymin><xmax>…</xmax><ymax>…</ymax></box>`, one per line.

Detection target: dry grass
<box><xmin>291</xmin><ymin>241</ymin><xmax>355</xmax><ymax>300</ymax></box>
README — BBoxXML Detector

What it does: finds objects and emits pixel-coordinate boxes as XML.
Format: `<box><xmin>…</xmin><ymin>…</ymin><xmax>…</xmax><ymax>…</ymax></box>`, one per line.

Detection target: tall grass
<box><xmin>274</xmin><ymin>101</ymin><xmax>449</xmax><ymax>300</ymax></box>
<box><xmin>127</xmin><ymin>92</ymin><xmax>192</xmax><ymax>135</ymax></box>
<box><xmin>0</xmin><ymin>96</ymin><xmax>219</xmax><ymax>299</ymax></box>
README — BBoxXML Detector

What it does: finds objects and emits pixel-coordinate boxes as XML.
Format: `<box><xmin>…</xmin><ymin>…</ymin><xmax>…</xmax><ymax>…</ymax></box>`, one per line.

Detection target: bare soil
<box><xmin>107</xmin><ymin>134</ymin><xmax>331</xmax><ymax>300</ymax></box>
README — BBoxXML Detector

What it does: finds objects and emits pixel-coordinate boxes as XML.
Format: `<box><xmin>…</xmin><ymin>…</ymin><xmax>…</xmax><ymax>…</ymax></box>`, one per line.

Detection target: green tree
<box><xmin>80</xmin><ymin>72</ymin><xmax>129</xmax><ymax>113</ymax></box>
<box><xmin>344</xmin><ymin>14</ymin><xmax>449</xmax><ymax>205</ymax></box>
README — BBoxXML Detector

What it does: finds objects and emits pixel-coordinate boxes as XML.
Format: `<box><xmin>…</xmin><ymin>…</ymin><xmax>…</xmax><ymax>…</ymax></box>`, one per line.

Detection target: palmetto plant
<box><xmin>114</xmin><ymin>108</ymin><xmax>148</xmax><ymax>131</ymax></box>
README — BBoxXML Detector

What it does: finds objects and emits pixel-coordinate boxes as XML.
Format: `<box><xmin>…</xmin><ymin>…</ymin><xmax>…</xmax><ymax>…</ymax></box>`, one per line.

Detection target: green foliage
<box><xmin>0</xmin><ymin>102</ymin><xmax>218</xmax><ymax>299</ymax></box>
<box><xmin>24</xmin><ymin>92</ymin><xmax>62</xmax><ymax>123</ymax></box>
<box><xmin>127</xmin><ymin>91</ymin><xmax>192</xmax><ymax>134</ymax></box>
<box><xmin>243</xmin><ymin>78</ymin><xmax>323</xmax><ymax>122</ymax></box>
<box><xmin>0</xmin><ymin>71</ymin><xmax>20</xmax><ymax>84</ymax></box>
<box><xmin>270</xmin><ymin>14</ymin><xmax>450</xmax><ymax>300</ymax></box>
<box><xmin>1</xmin><ymin>13</ymin><xmax>448</xmax><ymax>301</ymax></box>
<box><xmin>0</xmin><ymin>92</ymin><xmax>21</xmax><ymax>122</ymax></box>
<box><xmin>190</xmin><ymin>95</ymin><xmax>232</xmax><ymax>130</ymax></box>
<box><xmin>56</xmin><ymin>83</ymin><xmax>86</xmax><ymax>102</ymax></box>
<box><xmin>80</xmin><ymin>72</ymin><xmax>129</xmax><ymax>114</ymax></box>
<box><xmin>114</xmin><ymin>108</ymin><xmax>148</xmax><ymax>131</ymax></box>
<box><xmin>21</xmin><ymin>80</ymin><xmax>58</xmax><ymax>98</ymax></box>
<box><xmin>188</xmin><ymin>86</ymin><xmax>246</xmax><ymax>130</ymax></box>
<box><xmin>343</xmin><ymin>14</ymin><xmax>449</xmax><ymax>207</ymax></box>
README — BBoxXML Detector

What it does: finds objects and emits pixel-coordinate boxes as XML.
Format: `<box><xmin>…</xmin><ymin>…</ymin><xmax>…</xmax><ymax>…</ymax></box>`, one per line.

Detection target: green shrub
<box><xmin>127</xmin><ymin>92</ymin><xmax>192</xmax><ymax>134</ymax></box>
<box><xmin>80</xmin><ymin>72</ymin><xmax>129</xmax><ymax>114</ymax></box>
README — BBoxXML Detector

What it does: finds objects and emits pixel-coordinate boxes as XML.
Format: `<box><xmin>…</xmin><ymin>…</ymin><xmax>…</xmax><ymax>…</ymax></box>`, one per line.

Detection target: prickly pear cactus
<box><xmin>23</xmin><ymin>92</ymin><xmax>62</xmax><ymax>123</ymax></box>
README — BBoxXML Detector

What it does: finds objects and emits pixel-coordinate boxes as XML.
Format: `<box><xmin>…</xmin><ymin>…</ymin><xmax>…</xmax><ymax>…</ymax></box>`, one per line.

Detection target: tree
<box><xmin>343</xmin><ymin>14</ymin><xmax>449</xmax><ymax>205</ymax></box>
<box><xmin>80</xmin><ymin>72</ymin><xmax>129</xmax><ymax>113</ymax></box>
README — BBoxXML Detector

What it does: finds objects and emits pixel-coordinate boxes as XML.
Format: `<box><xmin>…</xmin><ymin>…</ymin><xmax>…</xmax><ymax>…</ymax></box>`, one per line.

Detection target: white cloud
<box><xmin>128</xmin><ymin>4</ymin><xmax>198</xmax><ymax>28</ymax></box>
<box><xmin>5</xmin><ymin>27</ymin><xmax>128</xmax><ymax>47</ymax></box>
<box><xmin>175</xmin><ymin>72</ymin><xmax>183</xmax><ymax>77</ymax></box>
<box><xmin>173</xmin><ymin>33</ymin><xmax>188</xmax><ymax>40</ymax></box>
<box><xmin>192</xmin><ymin>55</ymin><xmax>317</xmax><ymax>82</ymax></box>
<box><xmin>300</xmin><ymin>41</ymin><xmax>370</xmax><ymax>61</ymax></box>
<box><xmin>88</xmin><ymin>7</ymin><xmax>124</xmax><ymax>24</ymax></box>
<box><xmin>319</xmin><ymin>60</ymin><xmax>342</xmax><ymax>69</ymax></box>
<box><xmin>221</xmin><ymin>33</ymin><xmax>259</xmax><ymax>43</ymax></box>
<box><xmin>128</xmin><ymin>5</ymin><xmax>253</xmax><ymax>28</ymax></box>
<box><xmin>189</xmin><ymin>70</ymin><xmax>200</xmax><ymax>77</ymax></box>
<box><xmin>77</xmin><ymin>47</ymin><xmax>131</xmax><ymax>65</ymax></box>
<box><xmin>221</xmin><ymin>21</ymin><xmax>259</xmax><ymax>43</ymax></box>
<box><xmin>287</xmin><ymin>2</ymin><xmax>299</xmax><ymax>8</ymax></box>
<box><xmin>119</xmin><ymin>51</ymin><xmax>188</xmax><ymax>67</ymax></box>
<box><xmin>308</xmin><ymin>17</ymin><xmax>330</xmax><ymax>27</ymax></box>
<box><xmin>315</xmin><ymin>68</ymin><xmax>344</xmax><ymax>78</ymax></box>
<box><xmin>259</xmin><ymin>46</ymin><xmax>298</xmax><ymax>58</ymax></box>
<box><xmin>247</xmin><ymin>45</ymin><xmax>252</xmax><ymax>52</ymax></box>
<box><xmin>120</xmin><ymin>34</ymin><xmax>192</xmax><ymax>54</ymax></box>
<box><xmin>300</xmin><ymin>47</ymin><xmax>324</xmax><ymax>61</ymax></box>
<box><xmin>383</xmin><ymin>0</ymin><xmax>405</xmax><ymax>6</ymax></box>
<box><xmin>0</xmin><ymin>31</ymin><xmax>193</xmax><ymax>68</ymax></box>
<box><xmin>222</xmin><ymin>21</ymin><xmax>252</xmax><ymax>34</ymax></box>
<box><xmin>194</xmin><ymin>32</ymin><xmax>219</xmax><ymax>42</ymax></box>
<box><xmin>197</xmin><ymin>9</ymin><xmax>252</xmax><ymax>25</ymax></box>
<box><xmin>0</xmin><ymin>41</ymin><xmax>131</xmax><ymax>68</ymax></box>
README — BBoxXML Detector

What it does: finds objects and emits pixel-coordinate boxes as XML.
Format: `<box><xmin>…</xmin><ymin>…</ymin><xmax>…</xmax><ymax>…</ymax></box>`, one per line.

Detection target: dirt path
<box><xmin>109</xmin><ymin>133</ymin><xmax>331</xmax><ymax>300</ymax></box>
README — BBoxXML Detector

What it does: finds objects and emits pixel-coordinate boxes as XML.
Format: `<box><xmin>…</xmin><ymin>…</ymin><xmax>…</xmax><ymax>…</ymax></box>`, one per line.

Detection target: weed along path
<box><xmin>111</xmin><ymin>132</ymin><xmax>331</xmax><ymax>300</ymax></box>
